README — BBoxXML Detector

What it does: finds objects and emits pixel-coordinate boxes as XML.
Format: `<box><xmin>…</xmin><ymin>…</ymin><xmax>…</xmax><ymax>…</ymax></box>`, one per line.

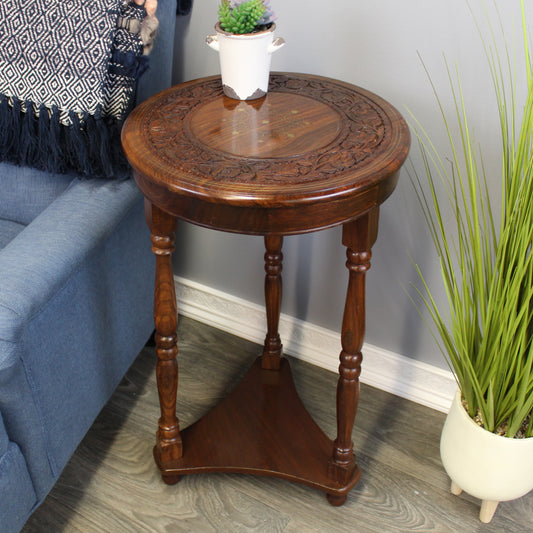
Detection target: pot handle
<box><xmin>206</xmin><ymin>34</ymin><xmax>220</xmax><ymax>52</ymax></box>
<box><xmin>268</xmin><ymin>37</ymin><xmax>286</xmax><ymax>54</ymax></box>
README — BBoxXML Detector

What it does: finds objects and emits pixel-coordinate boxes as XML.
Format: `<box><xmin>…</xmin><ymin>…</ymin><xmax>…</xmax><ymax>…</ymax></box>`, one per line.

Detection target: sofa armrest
<box><xmin>0</xmin><ymin>178</ymin><xmax>143</xmax><ymax>352</ymax></box>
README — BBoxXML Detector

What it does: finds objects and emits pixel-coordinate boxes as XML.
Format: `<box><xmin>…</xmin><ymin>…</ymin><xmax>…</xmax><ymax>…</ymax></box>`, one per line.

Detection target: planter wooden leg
<box><xmin>450</xmin><ymin>481</ymin><xmax>463</xmax><ymax>495</ymax></box>
<box><xmin>479</xmin><ymin>500</ymin><xmax>499</xmax><ymax>523</ymax></box>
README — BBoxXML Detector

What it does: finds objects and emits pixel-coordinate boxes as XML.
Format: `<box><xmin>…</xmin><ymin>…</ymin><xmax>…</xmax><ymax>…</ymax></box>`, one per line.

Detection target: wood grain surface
<box><xmin>121</xmin><ymin>73</ymin><xmax>410</xmax><ymax>235</ymax></box>
<box><xmin>22</xmin><ymin>317</ymin><xmax>533</xmax><ymax>532</ymax></box>
<box><xmin>125</xmin><ymin>74</ymin><xmax>411</xmax><ymax>502</ymax></box>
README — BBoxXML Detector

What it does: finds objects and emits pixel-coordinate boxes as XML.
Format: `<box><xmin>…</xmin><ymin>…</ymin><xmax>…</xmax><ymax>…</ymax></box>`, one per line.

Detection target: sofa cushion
<box><xmin>0</xmin><ymin>163</ymin><xmax>74</xmax><ymax>225</ymax></box>
<box><xmin>0</xmin><ymin>218</ymin><xmax>26</xmax><ymax>250</ymax></box>
<box><xmin>0</xmin><ymin>178</ymin><xmax>144</xmax><ymax>346</ymax></box>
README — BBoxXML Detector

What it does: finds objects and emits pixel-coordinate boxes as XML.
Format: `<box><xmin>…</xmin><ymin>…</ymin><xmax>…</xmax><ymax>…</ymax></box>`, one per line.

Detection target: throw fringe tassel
<box><xmin>66</xmin><ymin>110</ymin><xmax>89</xmax><ymax>175</ymax></box>
<box><xmin>0</xmin><ymin>97</ymin><xmax>129</xmax><ymax>179</ymax></box>
<box><xmin>110</xmin><ymin>49</ymin><xmax>150</xmax><ymax>79</ymax></box>
<box><xmin>0</xmin><ymin>95</ymin><xmax>21</xmax><ymax>159</ymax></box>
<box><xmin>49</xmin><ymin>105</ymin><xmax>65</xmax><ymax>174</ymax></box>
<box><xmin>37</xmin><ymin>103</ymin><xmax>51</xmax><ymax>171</ymax></box>
<box><xmin>20</xmin><ymin>101</ymin><xmax>39</xmax><ymax>168</ymax></box>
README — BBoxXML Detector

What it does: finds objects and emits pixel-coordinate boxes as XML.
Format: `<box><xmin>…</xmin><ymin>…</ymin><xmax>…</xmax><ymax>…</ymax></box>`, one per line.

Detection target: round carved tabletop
<box><xmin>122</xmin><ymin>73</ymin><xmax>410</xmax><ymax>234</ymax></box>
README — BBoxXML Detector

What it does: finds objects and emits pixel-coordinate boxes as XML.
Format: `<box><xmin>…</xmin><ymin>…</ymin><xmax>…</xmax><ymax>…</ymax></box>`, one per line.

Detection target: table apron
<box><xmin>134</xmin><ymin>171</ymin><xmax>399</xmax><ymax>235</ymax></box>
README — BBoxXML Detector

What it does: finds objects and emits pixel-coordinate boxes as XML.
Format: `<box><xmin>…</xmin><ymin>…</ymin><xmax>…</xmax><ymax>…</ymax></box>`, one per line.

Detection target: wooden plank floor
<box><xmin>23</xmin><ymin>317</ymin><xmax>533</xmax><ymax>532</ymax></box>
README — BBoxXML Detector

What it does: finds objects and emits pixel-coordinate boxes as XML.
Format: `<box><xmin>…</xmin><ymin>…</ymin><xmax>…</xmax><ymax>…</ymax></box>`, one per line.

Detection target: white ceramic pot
<box><xmin>206</xmin><ymin>23</ymin><xmax>285</xmax><ymax>100</ymax></box>
<box><xmin>440</xmin><ymin>391</ymin><xmax>533</xmax><ymax>522</ymax></box>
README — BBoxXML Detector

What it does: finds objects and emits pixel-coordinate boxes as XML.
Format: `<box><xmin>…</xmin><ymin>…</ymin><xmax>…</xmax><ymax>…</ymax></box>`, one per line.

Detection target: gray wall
<box><xmin>170</xmin><ymin>0</ymin><xmax>528</xmax><ymax>370</ymax></box>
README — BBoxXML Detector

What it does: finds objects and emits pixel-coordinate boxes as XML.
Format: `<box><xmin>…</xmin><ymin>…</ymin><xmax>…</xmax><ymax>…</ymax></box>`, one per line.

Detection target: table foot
<box><xmin>327</xmin><ymin>493</ymin><xmax>348</xmax><ymax>506</ymax></box>
<box><xmin>161</xmin><ymin>472</ymin><xmax>181</xmax><ymax>485</ymax></box>
<box><xmin>161</xmin><ymin>472</ymin><xmax>182</xmax><ymax>485</ymax></box>
<box><xmin>155</xmin><ymin>357</ymin><xmax>361</xmax><ymax>501</ymax></box>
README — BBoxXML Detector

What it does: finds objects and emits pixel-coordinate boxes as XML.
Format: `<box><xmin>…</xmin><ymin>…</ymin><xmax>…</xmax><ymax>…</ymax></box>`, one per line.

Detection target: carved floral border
<box><xmin>143</xmin><ymin>74</ymin><xmax>389</xmax><ymax>185</ymax></box>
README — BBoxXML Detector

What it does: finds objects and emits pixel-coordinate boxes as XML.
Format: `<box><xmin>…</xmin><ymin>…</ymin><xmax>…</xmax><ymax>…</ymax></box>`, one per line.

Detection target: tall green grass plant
<box><xmin>410</xmin><ymin>0</ymin><xmax>533</xmax><ymax>438</ymax></box>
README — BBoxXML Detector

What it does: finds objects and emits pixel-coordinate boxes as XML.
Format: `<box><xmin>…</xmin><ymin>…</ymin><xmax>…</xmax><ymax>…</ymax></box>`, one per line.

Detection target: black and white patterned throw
<box><xmin>0</xmin><ymin>0</ymin><xmax>150</xmax><ymax>179</ymax></box>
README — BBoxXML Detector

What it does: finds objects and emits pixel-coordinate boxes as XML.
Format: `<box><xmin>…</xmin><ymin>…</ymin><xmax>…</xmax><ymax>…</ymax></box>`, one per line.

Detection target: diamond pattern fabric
<box><xmin>0</xmin><ymin>0</ymin><xmax>117</xmax><ymax>123</ymax></box>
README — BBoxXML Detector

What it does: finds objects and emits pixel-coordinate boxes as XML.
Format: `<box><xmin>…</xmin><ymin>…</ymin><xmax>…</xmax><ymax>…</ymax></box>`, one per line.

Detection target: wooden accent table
<box><xmin>121</xmin><ymin>73</ymin><xmax>410</xmax><ymax>505</ymax></box>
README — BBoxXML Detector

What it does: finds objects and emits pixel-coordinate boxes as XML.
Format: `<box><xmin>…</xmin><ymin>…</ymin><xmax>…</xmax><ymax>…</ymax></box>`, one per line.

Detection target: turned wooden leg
<box><xmin>328</xmin><ymin>209</ymin><xmax>379</xmax><ymax>504</ymax></box>
<box><xmin>480</xmin><ymin>500</ymin><xmax>499</xmax><ymax>523</ymax></box>
<box><xmin>262</xmin><ymin>235</ymin><xmax>284</xmax><ymax>371</ymax></box>
<box><xmin>146</xmin><ymin>201</ymin><xmax>183</xmax><ymax>474</ymax></box>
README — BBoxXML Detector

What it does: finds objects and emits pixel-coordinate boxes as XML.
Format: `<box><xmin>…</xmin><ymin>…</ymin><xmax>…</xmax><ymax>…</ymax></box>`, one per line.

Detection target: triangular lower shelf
<box><xmin>154</xmin><ymin>357</ymin><xmax>361</xmax><ymax>500</ymax></box>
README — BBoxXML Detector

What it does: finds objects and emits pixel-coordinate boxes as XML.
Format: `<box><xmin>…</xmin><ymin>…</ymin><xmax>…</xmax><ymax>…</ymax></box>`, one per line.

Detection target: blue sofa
<box><xmin>0</xmin><ymin>1</ymin><xmax>177</xmax><ymax>531</ymax></box>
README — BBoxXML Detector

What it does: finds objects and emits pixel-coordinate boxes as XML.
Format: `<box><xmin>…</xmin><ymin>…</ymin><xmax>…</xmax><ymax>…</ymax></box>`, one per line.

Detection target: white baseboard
<box><xmin>174</xmin><ymin>276</ymin><xmax>456</xmax><ymax>413</ymax></box>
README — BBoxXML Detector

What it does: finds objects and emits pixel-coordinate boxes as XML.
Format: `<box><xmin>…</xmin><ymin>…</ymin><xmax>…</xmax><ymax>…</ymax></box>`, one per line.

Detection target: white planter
<box><xmin>206</xmin><ymin>23</ymin><xmax>285</xmax><ymax>100</ymax></box>
<box><xmin>440</xmin><ymin>391</ymin><xmax>533</xmax><ymax>522</ymax></box>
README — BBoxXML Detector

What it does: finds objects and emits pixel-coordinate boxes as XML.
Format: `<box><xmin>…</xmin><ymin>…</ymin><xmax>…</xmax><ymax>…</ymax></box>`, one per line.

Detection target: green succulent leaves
<box><xmin>218</xmin><ymin>0</ymin><xmax>267</xmax><ymax>34</ymax></box>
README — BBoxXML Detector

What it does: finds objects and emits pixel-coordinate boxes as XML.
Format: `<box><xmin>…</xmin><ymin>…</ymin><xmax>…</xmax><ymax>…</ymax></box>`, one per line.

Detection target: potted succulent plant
<box><xmin>206</xmin><ymin>0</ymin><xmax>285</xmax><ymax>100</ymax></box>
<box><xmin>410</xmin><ymin>0</ymin><xmax>533</xmax><ymax>523</ymax></box>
